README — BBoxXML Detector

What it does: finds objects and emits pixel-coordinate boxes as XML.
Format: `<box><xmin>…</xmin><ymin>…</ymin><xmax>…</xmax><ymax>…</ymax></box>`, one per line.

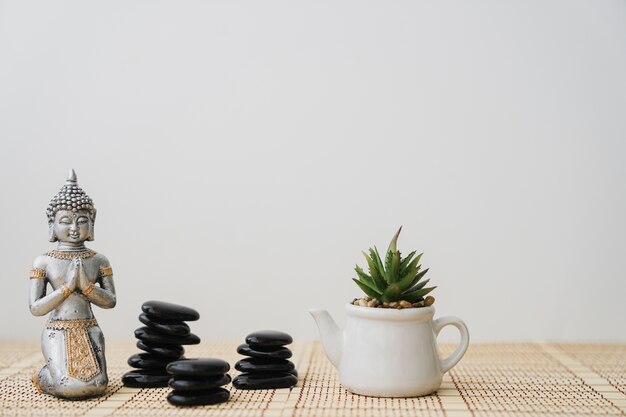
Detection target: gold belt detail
<box><xmin>46</xmin><ymin>319</ymin><xmax>98</xmax><ymax>330</ymax></box>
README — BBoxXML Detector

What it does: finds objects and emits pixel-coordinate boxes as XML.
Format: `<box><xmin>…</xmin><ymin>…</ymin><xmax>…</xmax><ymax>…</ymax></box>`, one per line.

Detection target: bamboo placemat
<box><xmin>0</xmin><ymin>341</ymin><xmax>624</xmax><ymax>416</ymax></box>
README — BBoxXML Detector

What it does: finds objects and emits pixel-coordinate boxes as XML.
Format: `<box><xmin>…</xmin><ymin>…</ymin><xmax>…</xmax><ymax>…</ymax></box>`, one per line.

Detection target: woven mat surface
<box><xmin>0</xmin><ymin>341</ymin><xmax>624</xmax><ymax>417</ymax></box>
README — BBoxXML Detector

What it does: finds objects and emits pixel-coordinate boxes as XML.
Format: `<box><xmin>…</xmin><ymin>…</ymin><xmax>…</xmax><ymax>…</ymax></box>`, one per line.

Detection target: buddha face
<box><xmin>52</xmin><ymin>210</ymin><xmax>93</xmax><ymax>243</ymax></box>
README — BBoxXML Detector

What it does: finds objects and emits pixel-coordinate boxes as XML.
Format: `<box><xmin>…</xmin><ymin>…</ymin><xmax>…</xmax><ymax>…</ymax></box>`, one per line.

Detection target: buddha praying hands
<box><xmin>29</xmin><ymin>169</ymin><xmax>116</xmax><ymax>399</ymax></box>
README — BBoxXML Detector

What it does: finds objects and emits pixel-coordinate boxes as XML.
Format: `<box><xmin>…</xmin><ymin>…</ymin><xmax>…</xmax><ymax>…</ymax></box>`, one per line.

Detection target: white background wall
<box><xmin>1</xmin><ymin>0</ymin><xmax>625</xmax><ymax>343</ymax></box>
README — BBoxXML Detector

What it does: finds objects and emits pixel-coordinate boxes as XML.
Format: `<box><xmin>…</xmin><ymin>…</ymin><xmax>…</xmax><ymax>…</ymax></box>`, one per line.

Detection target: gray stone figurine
<box><xmin>29</xmin><ymin>169</ymin><xmax>116</xmax><ymax>399</ymax></box>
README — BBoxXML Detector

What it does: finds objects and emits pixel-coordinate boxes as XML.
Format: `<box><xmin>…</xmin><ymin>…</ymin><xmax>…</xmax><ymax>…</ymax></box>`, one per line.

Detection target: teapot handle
<box><xmin>433</xmin><ymin>316</ymin><xmax>470</xmax><ymax>374</ymax></box>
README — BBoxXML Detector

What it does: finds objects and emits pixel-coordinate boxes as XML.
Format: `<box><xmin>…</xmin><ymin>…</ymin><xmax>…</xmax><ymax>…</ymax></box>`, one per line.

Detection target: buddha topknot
<box><xmin>46</xmin><ymin>169</ymin><xmax>96</xmax><ymax>222</ymax></box>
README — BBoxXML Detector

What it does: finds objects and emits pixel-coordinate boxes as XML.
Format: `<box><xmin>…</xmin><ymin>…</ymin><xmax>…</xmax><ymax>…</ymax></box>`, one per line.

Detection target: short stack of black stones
<box><xmin>122</xmin><ymin>301</ymin><xmax>201</xmax><ymax>388</ymax></box>
<box><xmin>166</xmin><ymin>359</ymin><xmax>231</xmax><ymax>406</ymax></box>
<box><xmin>233</xmin><ymin>330</ymin><xmax>297</xmax><ymax>390</ymax></box>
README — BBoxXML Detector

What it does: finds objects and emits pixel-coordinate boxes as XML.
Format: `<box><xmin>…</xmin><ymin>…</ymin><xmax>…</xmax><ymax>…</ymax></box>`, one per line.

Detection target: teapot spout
<box><xmin>309</xmin><ymin>309</ymin><xmax>343</xmax><ymax>369</ymax></box>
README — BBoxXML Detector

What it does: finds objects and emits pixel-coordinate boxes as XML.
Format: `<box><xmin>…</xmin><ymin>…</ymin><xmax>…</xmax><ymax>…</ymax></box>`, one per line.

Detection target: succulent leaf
<box><xmin>403</xmin><ymin>286</ymin><xmax>436</xmax><ymax>303</ymax></box>
<box><xmin>373</xmin><ymin>246</ymin><xmax>389</xmax><ymax>284</ymax></box>
<box><xmin>400</xmin><ymin>257</ymin><xmax>420</xmax><ymax>279</ymax></box>
<box><xmin>397</xmin><ymin>268</ymin><xmax>428</xmax><ymax>293</ymax></box>
<box><xmin>358</xmin><ymin>275</ymin><xmax>381</xmax><ymax>294</ymax></box>
<box><xmin>387</xmin><ymin>226</ymin><xmax>402</xmax><ymax>253</ymax></box>
<box><xmin>400</xmin><ymin>269</ymin><xmax>428</xmax><ymax>292</ymax></box>
<box><xmin>382</xmin><ymin>283</ymin><xmax>400</xmax><ymax>302</ymax></box>
<box><xmin>408</xmin><ymin>278</ymin><xmax>430</xmax><ymax>292</ymax></box>
<box><xmin>363</xmin><ymin>251</ymin><xmax>386</xmax><ymax>291</ymax></box>
<box><xmin>399</xmin><ymin>250</ymin><xmax>416</xmax><ymax>271</ymax></box>
<box><xmin>355</xmin><ymin>265</ymin><xmax>379</xmax><ymax>292</ymax></box>
<box><xmin>362</xmin><ymin>251</ymin><xmax>375</xmax><ymax>268</ymax></box>
<box><xmin>390</xmin><ymin>250</ymin><xmax>401</xmax><ymax>283</ymax></box>
<box><xmin>400</xmin><ymin>252</ymin><xmax>422</xmax><ymax>277</ymax></box>
<box><xmin>352</xmin><ymin>279</ymin><xmax>381</xmax><ymax>299</ymax></box>
<box><xmin>384</xmin><ymin>249</ymin><xmax>393</xmax><ymax>281</ymax></box>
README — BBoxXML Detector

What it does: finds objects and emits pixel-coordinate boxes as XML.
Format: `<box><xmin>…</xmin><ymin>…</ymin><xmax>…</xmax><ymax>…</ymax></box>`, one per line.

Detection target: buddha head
<box><xmin>46</xmin><ymin>169</ymin><xmax>97</xmax><ymax>243</ymax></box>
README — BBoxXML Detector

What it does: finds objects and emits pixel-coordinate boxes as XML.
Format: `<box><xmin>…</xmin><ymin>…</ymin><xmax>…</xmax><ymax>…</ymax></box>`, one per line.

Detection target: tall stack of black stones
<box><xmin>122</xmin><ymin>301</ymin><xmax>201</xmax><ymax>388</ymax></box>
<box><xmin>233</xmin><ymin>330</ymin><xmax>297</xmax><ymax>390</ymax></box>
<box><xmin>166</xmin><ymin>359</ymin><xmax>231</xmax><ymax>406</ymax></box>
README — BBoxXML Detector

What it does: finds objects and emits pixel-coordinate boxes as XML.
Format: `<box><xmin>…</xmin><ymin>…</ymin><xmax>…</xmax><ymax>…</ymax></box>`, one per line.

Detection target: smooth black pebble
<box><xmin>142</xmin><ymin>300</ymin><xmax>200</xmax><ymax>322</ymax></box>
<box><xmin>246</xmin><ymin>330</ymin><xmax>293</xmax><ymax>348</ymax></box>
<box><xmin>139</xmin><ymin>313</ymin><xmax>190</xmax><ymax>337</ymax></box>
<box><xmin>235</xmin><ymin>358</ymin><xmax>295</xmax><ymax>374</ymax></box>
<box><xmin>128</xmin><ymin>353</ymin><xmax>174</xmax><ymax>370</ymax></box>
<box><xmin>122</xmin><ymin>369</ymin><xmax>171</xmax><ymax>388</ymax></box>
<box><xmin>168</xmin><ymin>374</ymin><xmax>231</xmax><ymax>391</ymax></box>
<box><xmin>136</xmin><ymin>340</ymin><xmax>184</xmax><ymax>359</ymax></box>
<box><xmin>166</xmin><ymin>358</ymin><xmax>230</xmax><ymax>377</ymax></box>
<box><xmin>237</xmin><ymin>344</ymin><xmax>292</xmax><ymax>359</ymax></box>
<box><xmin>135</xmin><ymin>327</ymin><xmax>200</xmax><ymax>346</ymax></box>
<box><xmin>233</xmin><ymin>373</ymin><xmax>297</xmax><ymax>390</ymax></box>
<box><xmin>167</xmin><ymin>388</ymin><xmax>230</xmax><ymax>406</ymax></box>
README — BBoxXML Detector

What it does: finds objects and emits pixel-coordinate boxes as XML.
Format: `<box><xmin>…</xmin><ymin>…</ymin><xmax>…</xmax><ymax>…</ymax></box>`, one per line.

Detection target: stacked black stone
<box><xmin>233</xmin><ymin>330</ymin><xmax>298</xmax><ymax>390</ymax></box>
<box><xmin>166</xmin><ymin>359</ymin><xmax>231</xmax><ymax>406</ymax></box>
<box><xmin>122</xmin><ymin>301</ymin><xmax>201</xmax><ymax>388</ymax></box>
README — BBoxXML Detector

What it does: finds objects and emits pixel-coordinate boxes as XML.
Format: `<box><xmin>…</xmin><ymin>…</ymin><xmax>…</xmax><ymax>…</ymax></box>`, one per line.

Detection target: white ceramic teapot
<box><xmin>310</xmin><ymin>304</ymin><xmax>469</xmax><ymax>397</ymax></box>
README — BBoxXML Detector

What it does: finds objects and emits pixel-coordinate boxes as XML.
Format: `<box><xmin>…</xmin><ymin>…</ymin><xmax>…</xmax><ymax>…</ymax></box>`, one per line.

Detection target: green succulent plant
<box><xmin>353</xmin><ymin>227</ymin><xmax>436</xmax><ymax>303</ymax></box>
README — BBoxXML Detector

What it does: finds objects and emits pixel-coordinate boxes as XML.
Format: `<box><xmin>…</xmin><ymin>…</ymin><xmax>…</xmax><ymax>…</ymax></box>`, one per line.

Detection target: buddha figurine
<box><xmin>29</xmin><ymin>169</ymin><xmax>116</xmax><ymax>399</ymax></box>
